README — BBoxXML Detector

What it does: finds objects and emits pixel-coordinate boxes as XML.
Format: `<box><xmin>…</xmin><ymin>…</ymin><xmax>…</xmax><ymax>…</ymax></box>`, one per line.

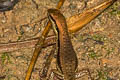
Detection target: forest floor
<box><xmin>0</xmin><ymin>0</ymin><xmax>120</xmax><ymax>80</ymax></box>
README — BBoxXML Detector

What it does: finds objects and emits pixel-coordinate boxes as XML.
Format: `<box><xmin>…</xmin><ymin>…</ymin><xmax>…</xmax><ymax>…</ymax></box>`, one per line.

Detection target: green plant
<box><xmin>1</xmin><ymin>52</ymin><xmax>11</xmax><ymax>65</ymax></box>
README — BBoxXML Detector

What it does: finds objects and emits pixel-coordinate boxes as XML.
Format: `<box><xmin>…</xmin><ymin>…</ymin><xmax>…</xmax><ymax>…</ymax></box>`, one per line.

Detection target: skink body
<box><xmin>48</xmin><ymin>9</ymin><xmax>78</xmax><ymax>80</ymax></box>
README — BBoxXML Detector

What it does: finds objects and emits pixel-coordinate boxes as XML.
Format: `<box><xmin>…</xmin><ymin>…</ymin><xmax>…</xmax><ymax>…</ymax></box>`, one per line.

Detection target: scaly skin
<box><xmin>48</xmin><ymin>9</ymin><xmax>78</xmax><ymax>80</ymax></box>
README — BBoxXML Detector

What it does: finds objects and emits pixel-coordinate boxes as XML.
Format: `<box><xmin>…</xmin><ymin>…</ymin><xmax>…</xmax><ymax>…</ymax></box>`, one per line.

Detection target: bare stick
<box><xmin>0</xmin><ymin>0</ymin><xmax>116</xmax><ymax>53</ymax></box>
<box><xmin>25</xmin><ymin>0</ymin><xmax>65</xmax><ymax>80</ymax></box>
<box><xmin>0</xmin><ymin>36</ymin><xmax>56</xmax><ymax>53</ymax></box>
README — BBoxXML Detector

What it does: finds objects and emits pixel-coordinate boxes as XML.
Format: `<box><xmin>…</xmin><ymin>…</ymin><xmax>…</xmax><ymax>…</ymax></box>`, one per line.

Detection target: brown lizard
<box><xmin>48</xmin><ymin>8</ymin><xmax>78</xmax><ymax>80</ymax></box>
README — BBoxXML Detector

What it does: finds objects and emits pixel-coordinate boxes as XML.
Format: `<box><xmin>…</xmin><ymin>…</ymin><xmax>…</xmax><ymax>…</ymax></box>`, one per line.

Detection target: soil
<box><xmin>0</xmin><ymin>0</ymin><xmax>120</xmax><ymax>80</ymax></box>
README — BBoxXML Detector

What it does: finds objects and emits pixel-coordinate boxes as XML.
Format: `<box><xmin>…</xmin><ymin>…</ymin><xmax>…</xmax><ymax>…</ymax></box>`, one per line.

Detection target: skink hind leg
<box><xmin>48</xmin><ymin>68</ymin><xmax>92</xmax><ymax>80</ymax></box>
<box><xmin>75</xmin><ymin>68</ymin><xmax>93</xmax><ymax>80</ymax></box>
<box><xmin>40</xmin><ymin>47</ymin><xmax>64</xmax><ymax>80</ymax></box>
<box><xmin>40</xmin><ymin>45</ymin><xmax>56</xmax><ymax>80</ymax></box>
<box><xmin>52</xmin><ymin>69</ymin><xmax>90</xmax><ymax>80</ymax></box>
<box><xmin>50</xmin><ymin>69</ymin><xmax>64</xmax><ymax>80</ymax></box>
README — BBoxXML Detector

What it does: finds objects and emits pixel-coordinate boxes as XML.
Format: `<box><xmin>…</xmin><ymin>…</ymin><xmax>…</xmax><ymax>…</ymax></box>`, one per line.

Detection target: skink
<box><xmin>48</xmin><ymin>9</ymin><xmax>78</xmax><ymax>80</ymax></box>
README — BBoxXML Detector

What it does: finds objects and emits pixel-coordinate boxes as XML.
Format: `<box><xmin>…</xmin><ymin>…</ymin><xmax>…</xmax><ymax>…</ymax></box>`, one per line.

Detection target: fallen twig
<box><xmin>0</xmin><ymin>0</ymin><xmax>117</xmax><ymax>53</ymax></box>
<box><xmin>0</xmin><ymin>36</ymin><xmax>56</xmax><ymax>53</ymax></box>
<box><xmin>67</xmin><ymin>0</ymin><xmax>117</xmax><ymax>33</ymax></box>
<box><xmin>25</xmin><ymin>0</ymin><xmax>65</xmax><ymax>80</ymax></box>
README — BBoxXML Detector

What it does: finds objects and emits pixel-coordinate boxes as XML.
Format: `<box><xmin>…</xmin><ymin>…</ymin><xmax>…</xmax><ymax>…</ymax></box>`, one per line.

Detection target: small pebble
<box><xmin>0</xmin><ymin>0</ymin><xmax>19</xmax><ymax>12</ymax></box>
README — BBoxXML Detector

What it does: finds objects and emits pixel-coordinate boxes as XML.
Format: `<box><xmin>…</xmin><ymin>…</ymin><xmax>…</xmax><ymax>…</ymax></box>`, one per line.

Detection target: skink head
<box><xmin>48</xmin><ymin>8</ymin><xmax>66</xmax><ymax>23</ymax></box>
<box><xmin>48</xmin><ymin>8</ymin><xmax>60</xmax><ymax>20</ymax></box>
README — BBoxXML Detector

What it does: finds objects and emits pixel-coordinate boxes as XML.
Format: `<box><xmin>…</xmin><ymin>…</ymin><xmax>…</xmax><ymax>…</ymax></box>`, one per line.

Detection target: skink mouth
<box><xmin>48</xmin><ymin>8</ymin><xmax>60</xmax><ymax>17</ymax></box>
<box><xmin>48</xmin><ymin>9</ymin><xmax>59</xmax><ymax>14</ymax></box>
